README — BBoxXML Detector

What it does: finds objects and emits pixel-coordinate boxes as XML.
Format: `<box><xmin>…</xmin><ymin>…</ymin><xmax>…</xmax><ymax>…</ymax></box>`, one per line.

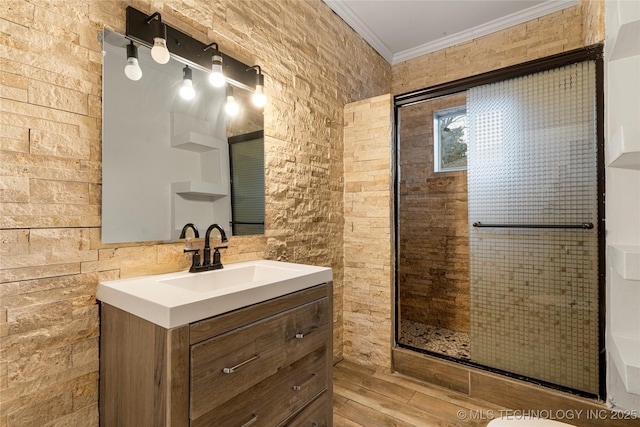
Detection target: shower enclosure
<box><xmin>395</xmin><ymin>49</ymin><xmax>604</xmax><ymax>397</ymax></box>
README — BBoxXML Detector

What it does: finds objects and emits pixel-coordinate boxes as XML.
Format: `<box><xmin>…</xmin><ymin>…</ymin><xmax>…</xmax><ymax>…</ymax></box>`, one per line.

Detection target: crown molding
<box><xmin>393</xmin><ymin>0</ymin><xmax>578</xmax><ymax>64</ymax></box>
<box><xmin>324</xmin><ymin>0</ymin><xmax>579</xmax><ymax>66</ymax></box>
<box><xmin>323</xmin><ymin>0</ymin><xmax>395</xmax><ymax>63</ymax></box>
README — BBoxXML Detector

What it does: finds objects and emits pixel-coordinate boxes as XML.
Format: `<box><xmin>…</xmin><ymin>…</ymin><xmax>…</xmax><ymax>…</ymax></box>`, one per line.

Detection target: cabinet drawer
<box><xmin>190</xmin><ymin>298</ymin><xmax>329</xmax><ymax>419</ymax></box>
<box><xmin>191</xmin><ymin>346</ymin><xmax>327</xmax><ymax>427</ymax></box>
<box><xmin>189</xmin><ymin>284</ymin><xmax>328</xmax><ymax>344</ymax></box>
<box><xmin>284</xmin><ymin>391</ymin><xmax>329</xmax><ymax>427</ymax></box>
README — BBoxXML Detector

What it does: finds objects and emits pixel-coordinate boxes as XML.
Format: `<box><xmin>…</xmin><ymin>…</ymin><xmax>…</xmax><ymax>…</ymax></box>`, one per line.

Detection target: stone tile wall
<box><xmin>397</xmin><ymin>92</ymin><xmax>470</xmax><ymax>332</ymax></box>
<box><xmin>0</xmin><ymin>1</ymin><xmax>390</xmax><ymax>425</ymax></box>
<box><xmin>343</xmin><ymin>94</ymin><xmax>393</xmax><ymax>370</ymax></box>
<box><xmin>0</xmin><ymin>0</ymin><xmax>607</xmax><ymax>423</ymax></box>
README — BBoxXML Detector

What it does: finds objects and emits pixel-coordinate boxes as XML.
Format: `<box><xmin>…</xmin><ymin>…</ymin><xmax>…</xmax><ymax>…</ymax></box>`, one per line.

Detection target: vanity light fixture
<box><xmin>125</xmin><ymin>7</ymin><xmax>258</xmax><ymax>90</ymax></box>
<box><xmin>204</xmin><ymin>42</ymin><xmax>225</xmax><ymax>87</ymax></box>
<box><xmin>179</xmin><ymin>66</ymin><xmax>196</xmax><ymax>100</ymax></box>
<box><xmin>124</xmin><ymin>41</ymin><xmax>142</xmax><ymax>81</ymax></box>
<box><xmin>146</xmin><ymin>12</ymin><xmax>170</xmax><ymax>64</ymax></box>
<box><xmin>225</xmin><ymin>86</ymin><xmax>239</xmax><ymax>116</ymax></box>
<box><xmin>247</xmin><ymin>65</ymin><xmax>267</xmax><ymax>107</ymax></box>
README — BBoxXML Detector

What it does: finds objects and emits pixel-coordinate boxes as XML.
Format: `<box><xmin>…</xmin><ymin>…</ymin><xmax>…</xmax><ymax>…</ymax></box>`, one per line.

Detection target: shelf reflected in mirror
<box><xmin>101</xmin><ymin>29</ymin><xmax>264</xmax><ymax>244</ymax></box>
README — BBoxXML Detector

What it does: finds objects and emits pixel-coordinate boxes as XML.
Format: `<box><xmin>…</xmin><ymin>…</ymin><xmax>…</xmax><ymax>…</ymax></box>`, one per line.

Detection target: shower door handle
<box><xmin>472</xmin><ymin>222</ymin><xmax>594</xmax><ymax>229</ymax></box>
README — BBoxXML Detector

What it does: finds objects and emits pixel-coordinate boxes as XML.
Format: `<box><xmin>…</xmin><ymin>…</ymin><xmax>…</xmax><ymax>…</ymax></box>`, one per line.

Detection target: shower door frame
<box><xmin>392</xmin><ymin>44</ymin><xmax>606</xmax><ymax>399</ymax></box>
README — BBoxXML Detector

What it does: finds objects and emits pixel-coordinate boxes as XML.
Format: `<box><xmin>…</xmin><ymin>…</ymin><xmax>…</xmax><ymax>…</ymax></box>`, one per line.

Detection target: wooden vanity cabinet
<box><xmin>99</xmin><ymin>283</ymin><xmax>333</xmax><ymax>427</ymax></box>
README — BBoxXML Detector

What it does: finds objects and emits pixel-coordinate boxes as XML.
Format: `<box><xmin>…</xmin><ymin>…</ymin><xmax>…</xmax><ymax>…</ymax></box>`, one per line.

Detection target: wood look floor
<box><xmin>333</xmin><ymin>360</ymin><xmax>503</xmax><ymax>427</ymax></box>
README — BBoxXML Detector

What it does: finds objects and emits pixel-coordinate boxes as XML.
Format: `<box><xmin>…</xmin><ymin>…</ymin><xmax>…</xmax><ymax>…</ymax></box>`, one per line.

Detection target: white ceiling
<box><xmin>323</xmin><ymin>0</ymin><xmax>579</xmax><ymax>64</ymax></box>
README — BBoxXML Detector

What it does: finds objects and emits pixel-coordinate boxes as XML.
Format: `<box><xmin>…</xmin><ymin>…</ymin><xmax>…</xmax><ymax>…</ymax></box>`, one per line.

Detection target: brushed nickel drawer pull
<box><xmin>292</xmin><ymin>385</ymin><xmax>301</xmax><ymax>391</ymax></box>
<box><xmin>222</xmin><ymin>354</ymin><xmax>260</xmax><ymax>374</ymax></box>
<box><xmin>240</xmin><ymin>412</ymin><xmax>258</xmax><ymax>427</ymax></box>
<box><xmin>295</xmin><ymin>326</ymin><xmax>319</xmax><ymax>339</ymax></box>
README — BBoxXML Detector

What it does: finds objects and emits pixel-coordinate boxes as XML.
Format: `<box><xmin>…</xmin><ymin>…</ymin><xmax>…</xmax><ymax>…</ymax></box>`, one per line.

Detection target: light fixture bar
<box><xmin>125</xmin><ymin>6</ymin><xmax>256</xmax><ymax>90</ymax></box>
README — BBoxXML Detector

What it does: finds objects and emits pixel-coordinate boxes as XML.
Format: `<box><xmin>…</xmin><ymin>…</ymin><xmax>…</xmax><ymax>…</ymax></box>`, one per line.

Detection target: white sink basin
<box><xmin>96</xmin><ymin>260</ymin><xmax>332</xmax><ymax>328</ymax></box>
<box><xmin>160</xmin><ymin>263</ymin><xmax>303</xmax><ymax>293</ymax></box>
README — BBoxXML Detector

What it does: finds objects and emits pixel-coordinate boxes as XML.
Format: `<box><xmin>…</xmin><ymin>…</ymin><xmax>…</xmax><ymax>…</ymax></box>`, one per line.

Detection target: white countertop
<box><xmin>96</xmin><ymin>260</ymin><xmax>332</xmax><ymax>328</ymax></box>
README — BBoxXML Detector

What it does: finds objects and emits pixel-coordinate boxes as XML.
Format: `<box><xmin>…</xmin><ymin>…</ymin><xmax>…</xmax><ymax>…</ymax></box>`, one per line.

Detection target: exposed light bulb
<box><xmin>146</xmin><ymin>13</ymin><xmax>170</xmax><ymax>64</ymax></box>
<box><xmin>209</xmin><ymin>54</ymin><xmax>225</xmax><ymax>87</ymax></box>
<box><xmin>252</xmin><ymin>85</ymin><xmax>267</xmax><ymax>107</ymax></box>
<box><xmin>124</xmin><ymin>57</ymin><xmax>143</xmax><ymax>81</ymax></box>
<box><xmin>180</xmin><ymin>79</ymin><xmax>195</xmax><ymax>100</ymax></box>
<box><xmin>151</xmin><ymin>37</ymin><xmax>170</xmax><ymax>64</ymax></box>
<box><xmin>247</xmin><ymin>65</ymin><xmax>266</xmax><ymax>107</ymax></box>
<box><xmin>179</xmin><ymin>66</ymin><xmax>196</xmax><ymax>100</ymax></box>
<box><xmin>225</xmin><ymin>95</ymin><xmax>239</xmax><ymax>116</ymax></box>
<box><xmin>209</xmin><ymin>69</ymin><xmax>225</xmax><ymax>87</ymax></box>
<box><xmin>124</xmin><ymin>42</ymin><xmax>142</xmax><ymax>81</ymax></box>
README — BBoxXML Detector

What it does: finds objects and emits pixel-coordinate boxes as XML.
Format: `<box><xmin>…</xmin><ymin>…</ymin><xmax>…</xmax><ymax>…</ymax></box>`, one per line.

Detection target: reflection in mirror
<box><xmin>229</xmin><ymin>131</ymin><xmax>264</xmax><ymax>235</ymax></box>
<box><xmin>101</xmin><ymin>29</ymin><xmax>264</xmax><ymax>244</ymax></box>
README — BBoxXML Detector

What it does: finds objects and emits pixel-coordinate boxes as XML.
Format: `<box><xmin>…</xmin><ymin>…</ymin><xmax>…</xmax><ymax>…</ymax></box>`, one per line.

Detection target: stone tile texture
<box><xmin>397</xmin><ymin>93</ymin><xmax>470</xmax><ymax>332</ymax></box>
<box><xmin>0</xmin><ymin>0</ymin><xmax>605</xmax><ymax>424</ymax></box>
<box><xmin>0</xmin><ymin>0</ymin><xmax>389</xmax><ymax>425</ymax></box>
<box><xmin>343</xmin><ymin>94</ymin><xmax>394</xmax><ymax>370</ymax></box>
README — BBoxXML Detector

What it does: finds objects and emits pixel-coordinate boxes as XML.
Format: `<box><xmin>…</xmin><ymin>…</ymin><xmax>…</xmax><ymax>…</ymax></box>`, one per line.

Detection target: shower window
<box><xmin>434</xmin><ymin>106</ymin><xmax>467</xmax><ymax>172</ymax></box>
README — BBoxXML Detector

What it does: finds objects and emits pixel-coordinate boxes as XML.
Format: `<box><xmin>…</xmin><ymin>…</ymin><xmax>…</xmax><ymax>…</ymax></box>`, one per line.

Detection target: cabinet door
<box><xmin>190</xmin><ymin>298</ymin><xmax>329</xmax><ymax>419</ymax></box>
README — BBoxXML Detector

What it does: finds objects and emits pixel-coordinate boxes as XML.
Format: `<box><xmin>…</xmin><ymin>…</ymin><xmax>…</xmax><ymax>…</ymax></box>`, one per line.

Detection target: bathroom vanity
<box><xmin>97</xmin><ymin>260</ymin><xmax>333</xmax><ymax>426</ymax></box>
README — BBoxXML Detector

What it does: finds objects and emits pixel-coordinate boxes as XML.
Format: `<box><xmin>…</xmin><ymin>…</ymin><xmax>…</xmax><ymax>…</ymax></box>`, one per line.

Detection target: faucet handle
<box><xmin>212</xmin><ymin>246</ymin><xmax>227</xmax><ymax>266</ymax></box>
<box><xmin>184</xmin><ymin>248</ymin><xmax>201</xmax><ymax>272</ymax></box>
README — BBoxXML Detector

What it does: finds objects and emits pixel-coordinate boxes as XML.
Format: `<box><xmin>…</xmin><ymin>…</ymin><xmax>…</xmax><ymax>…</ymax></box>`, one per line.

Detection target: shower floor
<box><xmin>399</xmin><ymin>319</ymin><xmax>470</xmax><ymax>360</ymax></box>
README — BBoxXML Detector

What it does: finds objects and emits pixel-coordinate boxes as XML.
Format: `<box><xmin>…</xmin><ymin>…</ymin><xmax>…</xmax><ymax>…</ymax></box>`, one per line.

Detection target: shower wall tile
<box><xmin>343</xmin><ymin>94</ymin><xmax>394</xmax><ymax>370</ymax></box>
<box><xmin>398</xmin><ymin>93</ymin><xmax>471</xmax><ymax>333</ymax></box>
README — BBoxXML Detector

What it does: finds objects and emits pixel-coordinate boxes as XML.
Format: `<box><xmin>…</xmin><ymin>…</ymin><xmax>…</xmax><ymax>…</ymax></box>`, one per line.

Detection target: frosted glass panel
<box><xmin>467</xmin><ymin>61</ymin><xmax>599</xmax><ymax>394</ymax></box>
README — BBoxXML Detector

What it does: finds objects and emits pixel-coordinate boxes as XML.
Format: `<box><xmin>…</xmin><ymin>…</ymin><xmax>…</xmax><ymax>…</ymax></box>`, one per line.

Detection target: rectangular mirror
<box><xmin>101</xmin><ymin>29</ymin><xmax>264</xmax><ymax>243</ymax></box>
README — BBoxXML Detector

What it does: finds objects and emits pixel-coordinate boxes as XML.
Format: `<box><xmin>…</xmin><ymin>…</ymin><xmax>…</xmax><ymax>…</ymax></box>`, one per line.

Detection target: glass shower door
<box><xmin>467</xmin><ymin>60</ymin><xmax>599</xmax><ymax>394</ymax></box>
